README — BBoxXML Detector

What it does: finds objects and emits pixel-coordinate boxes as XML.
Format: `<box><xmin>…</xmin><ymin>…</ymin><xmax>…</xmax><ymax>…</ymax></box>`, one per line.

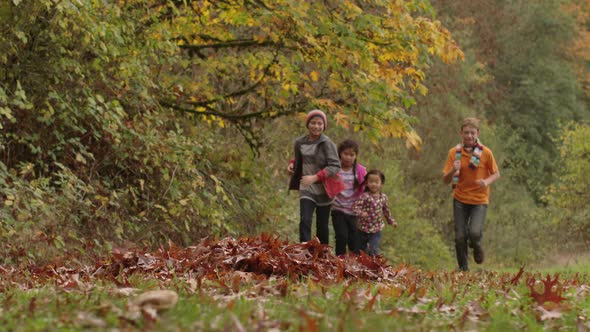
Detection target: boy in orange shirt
<box><xmin>443</xmin><ymin>118</ymin><xmax>500</xmax><ymax>271</ymax></box>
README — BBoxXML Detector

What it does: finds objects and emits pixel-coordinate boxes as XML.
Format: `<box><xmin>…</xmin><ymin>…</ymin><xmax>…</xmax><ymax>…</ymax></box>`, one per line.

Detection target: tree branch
<box><xmin>180</xmin><ymin>49</ymin><xmax>279</xmax><ymax>108</ymax></box>
<box><xmin>159</xmin><ymin>100</ymin><xmax>299</xmax><ymax>121</ymax></box>
<box><xmin>179</xmin><ymin>38</ymin><xmax>292</xmax><ymax>52</ymax></box>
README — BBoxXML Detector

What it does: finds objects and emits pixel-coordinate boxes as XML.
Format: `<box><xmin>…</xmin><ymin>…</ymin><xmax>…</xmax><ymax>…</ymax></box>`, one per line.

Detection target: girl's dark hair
<box><xmin>363</xmin><ymin>169</ymin><xmax>385</xmax><ymax>192</ymax></box>
<box><xmin>338</xmin><ymin>139</ymin><xmax>360</xmax><ymax>188</ymax></box>
<box><xmin>338</xmin><ymin>139</ymin><xmax>359</xmax><ymax>155</ymax></box>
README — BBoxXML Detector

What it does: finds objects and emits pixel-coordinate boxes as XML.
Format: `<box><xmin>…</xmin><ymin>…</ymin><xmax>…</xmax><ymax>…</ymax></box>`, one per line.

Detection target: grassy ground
<box><xmin>533</xmin><ymin>253</ymin><xmax>590</xmax><ymax>274</ymax></box>
<box><xmin>1</xmin><ymin>266</ymin><xmax>589</xmax><ymax>331</ymax></box>
<box><xmin>493</xmin><ymin>252</ymin><xmax>590</xmax><ymax>275</ymax></box>
<box><xmin>1</xmin><ymin>236</ymin><xmax>589</xmax><ymax>331</ymax></box>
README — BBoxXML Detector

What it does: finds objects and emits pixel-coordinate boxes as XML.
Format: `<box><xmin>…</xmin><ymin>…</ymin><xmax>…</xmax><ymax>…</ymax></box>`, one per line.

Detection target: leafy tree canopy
<box><xmin>150</xmin><ymin>0</ymin><xmax>464</xmax><ymax>150</ymax></box>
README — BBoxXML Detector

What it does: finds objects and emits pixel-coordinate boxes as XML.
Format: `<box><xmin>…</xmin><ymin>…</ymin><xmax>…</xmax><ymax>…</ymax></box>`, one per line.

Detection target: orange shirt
<box><xmin>443</xmin><ymin>145</ymin><xmax>499</xmax><ymax>205</ymax></box>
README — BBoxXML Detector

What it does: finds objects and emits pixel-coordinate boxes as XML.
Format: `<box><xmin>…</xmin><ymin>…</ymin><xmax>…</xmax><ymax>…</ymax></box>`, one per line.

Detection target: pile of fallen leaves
<box><xmin>102</xmin><ymin>233</ymin><xmax>399</xmax><ymax>282</ymax></box>
<box><xmin>0</xmin><ymin>234</ymin><xmax>400</xmax><ymax>285</ymax></box>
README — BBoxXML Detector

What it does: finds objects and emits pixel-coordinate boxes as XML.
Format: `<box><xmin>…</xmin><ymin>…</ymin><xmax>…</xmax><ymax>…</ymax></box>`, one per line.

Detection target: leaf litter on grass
<box><xmin>1</xmin><ymin>233</ymin><xmax>589</xmax><ymax>330</ymax></box>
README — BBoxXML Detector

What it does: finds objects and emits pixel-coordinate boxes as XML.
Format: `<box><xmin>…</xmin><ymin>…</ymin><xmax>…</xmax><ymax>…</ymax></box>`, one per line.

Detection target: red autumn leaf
<box><xmin>526</xmin><ymin>275</ymin><xmax>568</xmax><ymax>305</ymax></box>
<box><xmin>510</xmin><ymin>265</ymin><xmax>526</xmax><ymax>285</ymax></box>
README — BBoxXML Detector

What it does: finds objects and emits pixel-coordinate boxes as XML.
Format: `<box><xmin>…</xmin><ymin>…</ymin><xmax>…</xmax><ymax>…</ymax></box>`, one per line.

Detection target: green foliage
<box><xmin>383</xmin><ymin>218</ymin><xmax>454</xmax><ymax>270</ymax></box>
<box><xmin>0</xmin><ymin>0</ymin><xmax>254</xmax><ymax>261</ymax></box>
<box><xmin>485</xmin><ymin>0</ymin><xmax>586</xmax><ymax>199</ymax></box>
<box><xmin>545</xmin><ymin>123</ymin><xmax>590</xmax><ymax>208</ymax></box>
<box><xmin>484</xmin><ymin>170</ymin><xmax>547</xmax><ymax>266</ymax></box>
<box><xmin>544</xmin><ymin>123</ymin><xmax>590</xmax><ymax>248</ymax></box>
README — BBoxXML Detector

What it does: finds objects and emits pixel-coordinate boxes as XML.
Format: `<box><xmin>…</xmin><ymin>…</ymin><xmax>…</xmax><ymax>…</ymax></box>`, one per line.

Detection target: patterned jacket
<box><xmin>352</xmin><ymin>192</ymin><xmax>395</xmax><ymax>233</ymax></box>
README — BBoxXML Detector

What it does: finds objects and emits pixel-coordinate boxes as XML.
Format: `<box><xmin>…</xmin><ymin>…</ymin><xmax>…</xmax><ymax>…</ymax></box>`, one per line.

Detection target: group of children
<box><xmin>288</xmin><ymin>109</ymin><xmax>397</xmax><ymax>257</ymax></box>
<box><xmin>289</xmin><ymin>110</ymin><xmax>500</xmax><ymax>271</ymax></box>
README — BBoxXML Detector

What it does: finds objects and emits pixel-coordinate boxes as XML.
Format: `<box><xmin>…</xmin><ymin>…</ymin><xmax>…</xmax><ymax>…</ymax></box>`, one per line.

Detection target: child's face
<box><xmin>340</xmin><ymin>148</ymin><xmax>357</xmax><ymax>168</ymax></box>
<box><xmin>307</xmin><ymin>117</ymin><xmax>325</xmax><ymax>137</ymax></box>
<box><xmin>366</xmin><ymin>174</ymin><xmax>383</xmax><ymax>194</ymax></box>
<box><xmin>461</xmin><ymin>125</ymin><xmax>479</xmax><ymax>147</ymax></box>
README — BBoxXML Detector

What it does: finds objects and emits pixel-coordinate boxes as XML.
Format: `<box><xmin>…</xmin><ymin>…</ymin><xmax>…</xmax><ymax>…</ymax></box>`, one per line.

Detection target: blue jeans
<box><xmin>300</xmin><ymin>199</ymin><xmax>331</xmax><ymax>244</ymax></box>
<box><xmin>331</xmin><ymin>210</ymin><xmax>358</xmax><ymax>255</ymax></box>
<box><xmin>358</xmin><ymin>231</ymin><xmax>382</xmax><ymax>256</ymax></box>
<box><xmin>453</xmin><ymin>199</ymin><xmax>487</xmax><ymax>271</ymax></box>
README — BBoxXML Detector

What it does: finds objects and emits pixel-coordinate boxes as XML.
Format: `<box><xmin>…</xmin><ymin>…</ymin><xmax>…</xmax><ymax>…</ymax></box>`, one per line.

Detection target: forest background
<box><xmin>1</xmin><ymin>0</ymin><xmax>589</xmax><ymax>271</ymax></box>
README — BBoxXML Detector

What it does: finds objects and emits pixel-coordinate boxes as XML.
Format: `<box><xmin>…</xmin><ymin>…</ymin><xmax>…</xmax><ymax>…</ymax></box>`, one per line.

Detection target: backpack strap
<box><xmin>453</xmin><ymin>139</ymin><xmax>484</xmax><ymax>189</ymax></box>
<box><xmin>452</xmin><ymin>144</ymin><xmax>462</xmax><ymax>189</ymax></box>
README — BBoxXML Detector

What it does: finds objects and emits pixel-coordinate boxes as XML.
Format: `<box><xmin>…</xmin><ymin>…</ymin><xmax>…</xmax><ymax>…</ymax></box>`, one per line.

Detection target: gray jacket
<box><xmin>288</xmin><ymin>134</ymin><xmax>341</xmax><ymax>205</ymax></box>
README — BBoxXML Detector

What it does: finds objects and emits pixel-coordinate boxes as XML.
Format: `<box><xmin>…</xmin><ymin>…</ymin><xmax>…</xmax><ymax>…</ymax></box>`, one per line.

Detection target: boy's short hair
<box><xmin>461</xmin><ymin>117</ymin><xmax>480</xmax><ymax>130</ymax></box>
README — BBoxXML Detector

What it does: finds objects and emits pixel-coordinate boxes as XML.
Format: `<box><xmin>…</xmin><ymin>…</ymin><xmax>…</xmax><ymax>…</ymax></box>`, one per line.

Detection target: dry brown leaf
<box><xmin>574</xmin><ymin>285</ymin><xmax>590</xmax><ymax>299</ymax></box>
<box><xmin>230</xmin><ymin>313</ymin><xmax>248</xmax><ymax>332</ymax></box>
<box><xmin>75</xmin><ymin>311</ymin><xmax>107</xmax><ymax>328</ymax></box>
<box><xmin>465</xmin><ymin>300</ymin><xmax>489</xmax><ymax>320</ymax></box>
<box><xmin>141</xmin><ymin>306</ymin><xmax>158</xmax><ymax>322</ymax></box>
<box><xmin>133</xmin><ymin>290</ymin><xmax>178</xmax><ymax>310</ymax></box>
<box><xmin>577</xmin><ymin>317</ymin><xmax>590</xmax><ymax>332</ymax></box>
<box><xmin>536</xmin><ymin>306</ymin><xmax>563</xmax><ymax>321</ymax></box>
<box><xmin>111</xmin><ymin>287</ymin><xmax>138</xmax><ymax>297</ymax></box>
<box><xmin>438</xmin><ymin>304</ymin><xmax>456</xmax><ymax>314</ymax></box>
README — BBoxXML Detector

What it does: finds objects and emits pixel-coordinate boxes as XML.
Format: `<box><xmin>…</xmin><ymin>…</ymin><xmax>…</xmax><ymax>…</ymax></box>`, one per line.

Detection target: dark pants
<box><xmin>358</xmin><ymin>231</ymin><xmax>382</xmax><ymax>256</ymax></box>
<box><xmin>453</xmin><ymin>199</ymin><xmax>487</xmax><ymax>271</ymax></box>
<box><xmin>300</xmin><ymin>199</ymin><xmax>331</xmax><ymax>244</ymax></box>
<box><xmin>331</xmin><ymin>210</ymin><xmax>358</xmax><ymax>256</ymax></box>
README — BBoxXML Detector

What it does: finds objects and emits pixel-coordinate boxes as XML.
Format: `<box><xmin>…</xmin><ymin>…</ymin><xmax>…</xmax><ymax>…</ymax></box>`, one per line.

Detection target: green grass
<box><xmin>534</xmin><ymin>253</ymin><xmax>590</xmax><ymax>275</ymax></box>
<box><xmin>493</xmin><ymin>252</ymin><xmax>590</xmax><ymax>276</ymax></box>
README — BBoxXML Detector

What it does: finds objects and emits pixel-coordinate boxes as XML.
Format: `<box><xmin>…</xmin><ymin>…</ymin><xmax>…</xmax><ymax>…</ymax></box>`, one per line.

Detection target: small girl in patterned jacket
<box><xmin>352</xmin><ymin>169</ymin><xmax>397</xmax><ymax>256</ymax></box>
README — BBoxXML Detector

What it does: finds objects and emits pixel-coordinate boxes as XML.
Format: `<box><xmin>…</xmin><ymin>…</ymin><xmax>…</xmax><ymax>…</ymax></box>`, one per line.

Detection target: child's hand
<box><xmin>301</xmin><ymin>175</ymin><xmax>319</xmax><ymax>187</ymax></box>
<box><xmin>389</xmin><ymin>219</ymin><xmax>398</xmax><ymax>228</ymax></box>
<box><xmin>287</xmin><ymin>162</ymin><xmax>294</xmax><ymax>175</ymax></box>
<box><xmin>475</xmin><ymin>179</ymin><xmax>488</xmax><ymax>188</ymax></box>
